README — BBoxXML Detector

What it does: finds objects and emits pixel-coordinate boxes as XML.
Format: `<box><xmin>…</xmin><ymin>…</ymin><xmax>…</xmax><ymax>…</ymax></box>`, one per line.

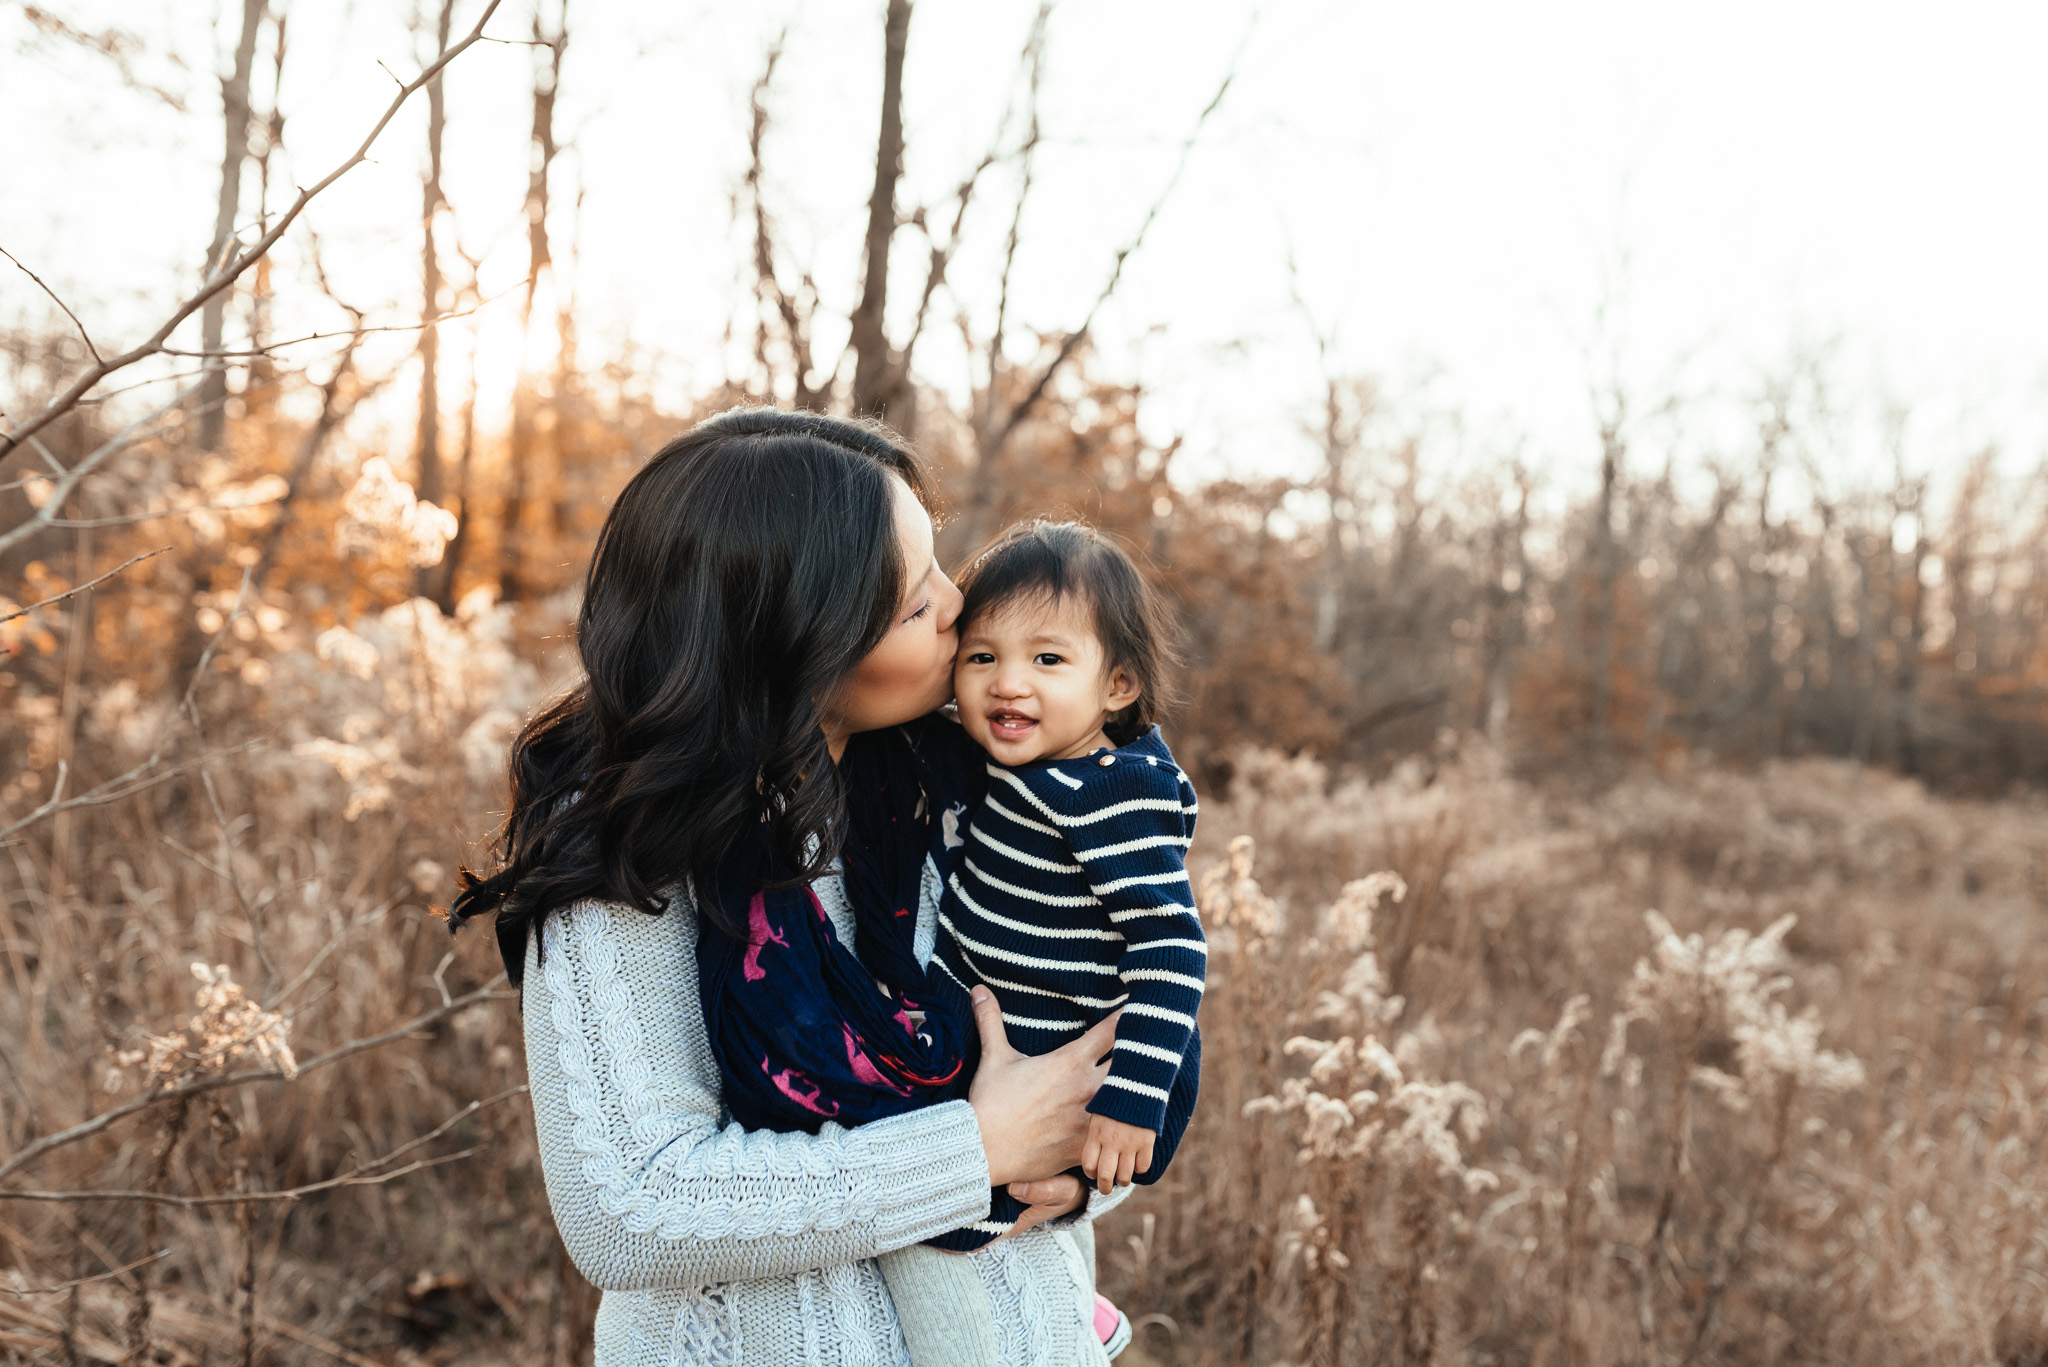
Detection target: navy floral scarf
<box><xmin>696</xmin><ymin>715</ymin><xmax>986</xmax><ymax>1135</ymax></box>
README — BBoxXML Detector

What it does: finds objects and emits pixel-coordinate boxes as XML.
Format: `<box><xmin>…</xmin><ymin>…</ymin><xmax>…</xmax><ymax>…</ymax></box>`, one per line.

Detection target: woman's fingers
<box><xmin>999</xmin><ymin>1174</ymin><xmax>1086</xmax><ymax>1241</ymax></box>
<box><xmin>969</xmin><ymin>986</ymin><xmax>1016</xmax><ymax>1063</ymax></box>
<box><xmin>1006</xmin><ymin>1174</ymin><xmax>1083</xmax><ymax>1209</ymax></box>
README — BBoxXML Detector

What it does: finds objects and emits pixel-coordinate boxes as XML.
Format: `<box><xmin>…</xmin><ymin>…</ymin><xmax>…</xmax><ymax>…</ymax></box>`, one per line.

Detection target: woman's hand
<box><xmin>966</xmin><ymin>986</ymin><xmax>1118</xmax><ymax>1188</ymax></box>
<box><xmin>999</xmin><ymin>1175</ymin><xmax>1086</xmax><ymax>1240</ymax></box>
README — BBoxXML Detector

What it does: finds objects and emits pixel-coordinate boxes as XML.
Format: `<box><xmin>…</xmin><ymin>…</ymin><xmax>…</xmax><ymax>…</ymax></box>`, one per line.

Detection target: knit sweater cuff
<box><xmin>858</xmin><ymin>1099</ymin><xmax>995</xmax><ymax>1251</ymax></box>
<box><xmin>1085</xmin><ymin>1083</ymin><xmax>1169</xmax><ymax>1134</ymax></box>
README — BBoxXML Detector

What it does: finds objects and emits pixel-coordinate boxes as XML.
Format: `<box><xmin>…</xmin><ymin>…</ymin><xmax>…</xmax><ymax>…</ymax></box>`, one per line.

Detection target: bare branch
<box><xmin>0</xmin><ymin>978</ymin><xmax>513</xmax><ymax>1186</ymax></box>
<box><xmin>0</xmin><ymin>382</ymin><xmax>204</xmax><ymax>557</ymax></box>
<box><xmin>0</xmin><ymin>0</ymin><xmax>508</xmax><ymax>467</ymax></box>
<box><xmin>0</xmin><ymin>1088</ymin><xmax>526</xmax><ymax>1209</ymax></box>
<box><xmin>991</xmin><ymin>37</ymin><xmax>1244</xmax><ymax>452</ymax></box>
<box><xmin>156</xmin><ymin>286</ymin><xmax>517</xmax><ymax>359</ymax></box>
<box><xmin>0</xmin><ymin>547</ymin><xmax>168</xmax><ymax>626</ymax></box>
<box><xmin>0</xmin><ymin>741</ymin><xmax>264</xmax><ymax>848</ymax></box>
<box><xmin>0</xmin><ymin>246</ymin><xmax>103</xmax><ymax>364</ymax></box>
<box><xmin>897</xmin><ymin>4</ymin><xmax>1053</xmax><ymax>383</ymax></box>
<box><xmin>0</xmin><ymin>1250</ymin><xmax>168</xmax><ymax>1297</ymax></box>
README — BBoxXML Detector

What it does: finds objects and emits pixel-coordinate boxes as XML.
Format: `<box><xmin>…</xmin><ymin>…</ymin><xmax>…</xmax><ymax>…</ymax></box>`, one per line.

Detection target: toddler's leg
<box><xmin>878</xmin><ymin>1242</ymin><xmax>1001</xmax><ymax>1367</ymax></box>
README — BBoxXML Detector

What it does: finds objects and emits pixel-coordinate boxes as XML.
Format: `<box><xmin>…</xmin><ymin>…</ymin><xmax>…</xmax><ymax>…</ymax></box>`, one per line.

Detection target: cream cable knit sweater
<box><xmin>521</xmin><ymin>859</ymin><xmax>1121</xmax><ymax>1366</ymax></box>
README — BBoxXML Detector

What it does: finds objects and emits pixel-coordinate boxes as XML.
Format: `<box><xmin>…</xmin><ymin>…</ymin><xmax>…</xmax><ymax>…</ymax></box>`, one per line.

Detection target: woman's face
<box><xmin>824</xmin><ymin>474</ymin><xmax>963</xmax><ymax>755</ymax></box>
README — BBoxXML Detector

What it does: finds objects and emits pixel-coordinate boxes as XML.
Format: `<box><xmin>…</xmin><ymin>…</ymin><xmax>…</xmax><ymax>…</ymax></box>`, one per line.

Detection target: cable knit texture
<box><xmin>523</xmin><ymin>858</ymin><xmax>1121</xmax><ymax>1366</ymax></box>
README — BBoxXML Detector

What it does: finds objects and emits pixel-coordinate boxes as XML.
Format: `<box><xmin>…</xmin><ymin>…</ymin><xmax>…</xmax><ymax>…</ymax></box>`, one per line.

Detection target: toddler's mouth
<box><xmin>985</xmin><ymin>708</ymin><xmax>1039</xmax><ymax>742</ymax></box>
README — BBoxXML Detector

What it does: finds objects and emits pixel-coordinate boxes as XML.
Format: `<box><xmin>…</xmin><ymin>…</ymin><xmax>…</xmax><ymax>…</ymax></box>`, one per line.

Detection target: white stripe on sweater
<box><xmin>1089</xmin><ymin>869</ymin><xmax>1192</xmax><ymax>896</ymax></box>
<box><xmin>1129</xmin><ymin>937</ymin><xmax>1208</xmax><ymax>955</ymax></box>
<box><xmin>989</xmin><ymin>768</ymin><xmax>1066</xmax><ymax>823</ymax></box>
<box><xmin>1097</xmin><ymin>1075</ymin><xmax>1173</xmax><ymax>1102</ymax></box>
<box><xmin>988</xmin><ymin>767</ymin><xmax>1196</xmax><ymax>830</ymax></box>
<box><xmin>1046</xmin><ymin>767</ymin><xmax>1085</xmax><ymax>790</ymax></box>
<box><xmin>983</xmin><ymin>786</ymin><xmax>1064</xmax><ymax>840</ymax></box>
<box><xmin>964</xmin><ymin>959</ymin><xmax>1131</xmax><ymax>1012</ymax></box>
<box><xmin>1122</xmin><ymin>968</ymin><xmax>1207</xmax><ymax>994</ymax></box>
<box><xmin>941</xmin><ymin>910</ymin><xmax>1122</xmax><ymax>977</ymax></box>
<box><xmin>1112</xmin><ymin>1038</ymin><xmax>1186</xmax><ymax>1065</ymax></box>
<box><xmin>972</xmin><ymin>823</ymin><xmax>1082</xmax><ymax>874</ymax></box>
<box><xmin>1107</xmin><ymin>905</ymin><xmax>1204</xmax><ymax>924</ymax></box>
<box><xmin>963</xmin><ymin>858</ymin><xmax>1103</xmax><ymax>910</ymax></box>
<box><xmin>1052</xmin><ymin>796</ymin><xmax>1195</xmax><ymax>829</ymax></box>
<box><xmin>1071</xmin><ymin>833</ymin><xmax>1192</xmax><ymax>862</ymax></box>
<box><xmin>948</xmin><ymin>870</ymin><xmax>1121</xmax><ymax>939</ymax></box>
<box><xmin>1120</xmin><ymin>1000</ymin><xmax>1198</xmax><ymax>1031</ymax></box>
<box><xmin>1002</xmin><ymin>1012</ymin><xmax>1086</xmax><ymax>1033</ymax></box>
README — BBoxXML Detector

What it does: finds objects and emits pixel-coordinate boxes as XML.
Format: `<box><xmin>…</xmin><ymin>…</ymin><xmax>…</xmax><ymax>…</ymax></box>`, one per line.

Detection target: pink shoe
<box><xmin>1093</xmin><ymin>1292</ymin><xmax>1132</xmax><ymax>1359</ymax></box>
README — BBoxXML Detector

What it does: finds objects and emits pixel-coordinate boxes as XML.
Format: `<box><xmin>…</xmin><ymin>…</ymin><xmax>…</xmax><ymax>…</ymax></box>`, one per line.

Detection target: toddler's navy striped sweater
<box><xmin>935</xmin><ymin>726</ymin><xmax>1203</xmax><ymax>1140</ymax></box>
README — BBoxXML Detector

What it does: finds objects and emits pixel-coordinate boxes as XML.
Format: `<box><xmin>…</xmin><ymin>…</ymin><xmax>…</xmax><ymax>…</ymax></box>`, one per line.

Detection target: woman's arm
<box><xmin>522</xmin><ymin>896</ymin><xmax>995</xmax><ymax>1291</ymax></box>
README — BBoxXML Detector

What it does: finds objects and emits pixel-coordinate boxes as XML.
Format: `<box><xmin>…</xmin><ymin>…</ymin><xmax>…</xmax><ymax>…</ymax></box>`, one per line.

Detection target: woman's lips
<box><xmin>986</xmin><ymin>710</ymin><xmax>1038</xmax><ymax>741</ymax></box>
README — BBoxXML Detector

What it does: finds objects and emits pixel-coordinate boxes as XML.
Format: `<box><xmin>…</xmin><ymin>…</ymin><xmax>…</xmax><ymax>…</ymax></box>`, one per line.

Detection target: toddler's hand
<box><xmin>1081</xmin><ymin>1114</ymin><xmax>1156</xmax><ymax>1195</ymax></box>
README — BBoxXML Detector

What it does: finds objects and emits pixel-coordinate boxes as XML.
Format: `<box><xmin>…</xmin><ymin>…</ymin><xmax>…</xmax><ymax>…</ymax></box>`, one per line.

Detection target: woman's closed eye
<box><xmin>903</xmin><ymin>599</ymin><xmax>932</xmax><ymax>623</ymax></box>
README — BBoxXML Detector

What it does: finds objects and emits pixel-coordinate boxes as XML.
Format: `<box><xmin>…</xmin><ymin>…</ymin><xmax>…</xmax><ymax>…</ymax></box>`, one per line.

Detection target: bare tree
<box><xmin>414</xmin><ymin>0</ymin><xmax>455</xmax><ymax>510</ymax></box>
<box><xmin>411</xmin><ymin>0</ymin><xmax>456</xmax><ymax>599</ymax></box>
<box><xmin>848</xmin><ymin>0</ymin><xmax>913</xmax><ymax>424</ymax></box>
<box><xmin>500</xmin><ymin>0</ymin><xmax>568</xmax><ymax>601</ymax></box>
<box><xmin>197</xmin><ymin>0</ymin><xmax>267</xmax><ymax>454</ymax></box>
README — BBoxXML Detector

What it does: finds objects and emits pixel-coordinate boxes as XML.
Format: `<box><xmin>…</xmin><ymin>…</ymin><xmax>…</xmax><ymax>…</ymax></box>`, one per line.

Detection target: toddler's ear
<box><xmin>1104</xmin><ymin>665</ymin><xmax>1142</xmax><ymax>712</ymax></box>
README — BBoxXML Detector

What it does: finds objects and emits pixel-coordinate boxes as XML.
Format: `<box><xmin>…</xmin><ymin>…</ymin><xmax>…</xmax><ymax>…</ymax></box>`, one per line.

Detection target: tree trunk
<box><xmin>502</xmin><ymin>1</ymin><xmax>566</xmax><ymax>603</ymax></box>
<box><xmin>414</xmin><ymin>0</ymin><xmax>454</xmax><ymax>513</ymax></box>
<box><xmin>197</xmin><ymin>0</ymin><xmax>266</xmax><ymax>454</ymax></box>
<box><xmin>1587</xmin><ymin>419</ymin><xmax>1621</xmax><ymax>748</ymax></box>
<box><xmin>849</xmin><ymin>0</ymin><xmax>912</xmax><ymax>424</ymax></box>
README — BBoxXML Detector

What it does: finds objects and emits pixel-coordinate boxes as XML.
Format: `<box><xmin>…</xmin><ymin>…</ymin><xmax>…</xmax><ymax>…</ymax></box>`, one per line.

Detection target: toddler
<box><xmin>882</xmin><ymin>519</ymin><xmax>1203</xmax><ymax>1364</ymax></box>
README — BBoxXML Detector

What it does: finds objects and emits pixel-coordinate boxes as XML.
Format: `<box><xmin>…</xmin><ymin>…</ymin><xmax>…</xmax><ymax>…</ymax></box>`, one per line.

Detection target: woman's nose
<box><xmin>932</xmin><ymin>570</ymin><xmax>965</xmax><ymax>634</ymax></box>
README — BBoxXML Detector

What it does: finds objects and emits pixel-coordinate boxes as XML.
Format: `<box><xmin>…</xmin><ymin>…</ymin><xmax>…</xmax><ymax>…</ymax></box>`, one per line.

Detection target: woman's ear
<box><xmin>1104</xmin><ymin>665</ymin><xmax>1142</xmax><ymax>713</ymax></box>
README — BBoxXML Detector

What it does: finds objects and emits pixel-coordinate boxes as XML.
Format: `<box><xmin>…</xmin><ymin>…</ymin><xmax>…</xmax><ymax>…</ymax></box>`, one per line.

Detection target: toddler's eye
<box><xmin>965</xmin><ymin>651</ymin><xmax>995</xmax><ymax>665</ymax></box>
<box><xmin>1034</xmin><ymin>652</ymin><xmax>1064</xmax><ymax>667</ymax></box>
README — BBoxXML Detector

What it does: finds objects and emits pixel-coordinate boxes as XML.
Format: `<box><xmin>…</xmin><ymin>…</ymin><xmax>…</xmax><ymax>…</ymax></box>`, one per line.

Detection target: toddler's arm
<box><xmin>1063</xmin><ymin>758</ymin><xmax>1205</xmax><ymax>1139</ymax></box>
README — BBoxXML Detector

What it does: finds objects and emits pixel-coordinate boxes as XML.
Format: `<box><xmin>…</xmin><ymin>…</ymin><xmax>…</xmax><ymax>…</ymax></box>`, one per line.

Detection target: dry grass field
<box><xmin>2</xmin><ymin>595</ymin><xmax>2043</xmax><ymax>1365</ymax></box>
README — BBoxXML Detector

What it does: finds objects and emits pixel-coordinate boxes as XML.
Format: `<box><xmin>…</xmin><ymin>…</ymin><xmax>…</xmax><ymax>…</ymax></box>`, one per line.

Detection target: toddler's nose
<box><xmin>990</xmin><ymin>667</ymin><xmax>1032</xmax><ymax>699</ymax></box>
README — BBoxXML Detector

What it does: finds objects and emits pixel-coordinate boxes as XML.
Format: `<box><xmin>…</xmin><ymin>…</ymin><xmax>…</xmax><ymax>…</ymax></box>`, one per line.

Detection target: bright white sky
<box><xmin>6</xmin><ymin>0</ymin><xmax>2047</xmax><ymax>497</ymax></box>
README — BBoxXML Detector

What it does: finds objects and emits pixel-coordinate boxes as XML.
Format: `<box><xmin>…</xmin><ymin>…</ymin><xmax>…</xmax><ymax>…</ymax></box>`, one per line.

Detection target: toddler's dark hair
<box><xmin>956</xmin><ymin>519</ymin><xmax>1182</xmax><ymax>746</ymax></box>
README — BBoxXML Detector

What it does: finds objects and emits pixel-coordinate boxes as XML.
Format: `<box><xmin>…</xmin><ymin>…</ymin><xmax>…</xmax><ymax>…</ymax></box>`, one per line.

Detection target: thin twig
<box><xmin>0</xmin><ymin>384</ymin><xmax>202</xmax><ymax>557</ymax></box>
<box><xmin>0</xmin><ymin>547</ymin><xmax>168</xmax><ymax>626</ymax></box>
<box><xmin>0</xmin><ymin>1088</ymin><xmax>526</xmax><ymax>1208</ymax></box>
<box><xmin>0</xmin><ymin>0</ymin><xmax>507</xmax><ymax>466</ymax></box>
<box><xmin>0</xmin><ymin>1250</ymin><xmax>167</xmax><ymax>1296</ymax></box>
<box><xmin>991</xmin><ymin>33</ymin><xmax>1245</xmax><ymax>451</ymax></box>
<box><xmin>0</xmin><ymin>246</ymin><xmax>102</xmax><ymax>364</ymax></box>
<box><xmin>156</xmin><ymin>287</ymin><xmax>516</xmax><ymax>359</ymax></box>
<box><xmin>264</xmin><ymin>896</ymin><xmax>399</xmax><ymax>1009</ymax></box>
<box><xmin>0</xmin><ymin>978</ymin><xmax>512</xmax><ymax>1186</ymax></box>
<box><xmin>0</xmin><ymin>741</ymin><xmax>264</xmax><ymax>847</ymax></box>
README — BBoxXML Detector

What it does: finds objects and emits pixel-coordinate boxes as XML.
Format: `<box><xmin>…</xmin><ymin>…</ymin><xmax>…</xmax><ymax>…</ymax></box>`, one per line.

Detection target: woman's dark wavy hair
<box><xmin>955</xmin><ymin>519</ymin><xmax>1182</xmax><ymax>746</ymax></box>
<box><xmin>449</xmin><ymin>407</ymin><xmax>932</xmax><ymax>957</ymax></box>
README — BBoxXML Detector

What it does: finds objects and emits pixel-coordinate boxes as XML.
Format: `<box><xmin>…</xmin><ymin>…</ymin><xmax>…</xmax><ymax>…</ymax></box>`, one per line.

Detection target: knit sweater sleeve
<box><xmin>520</xmin><ymin>892</ymin><xmax>995</xmax><ymax>1291</ymax></box>
<box><xmin>1039</xmin><ymin>757</ymin><xmax>1204</xmax><ymax>1133</ymax></box>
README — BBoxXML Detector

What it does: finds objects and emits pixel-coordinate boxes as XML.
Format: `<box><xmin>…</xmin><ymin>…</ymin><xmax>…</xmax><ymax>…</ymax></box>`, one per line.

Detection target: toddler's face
<box><xmin>954</xmin><ymin>594</ymin><xmax>1140</xmax><ymax>766</ymax></box>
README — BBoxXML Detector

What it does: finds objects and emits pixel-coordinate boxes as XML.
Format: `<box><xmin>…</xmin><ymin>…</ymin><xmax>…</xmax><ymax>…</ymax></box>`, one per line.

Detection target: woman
<box><xmin>452</xmin><ymin>408</ymin><xmax>1122</xmax><ymax>1364</ymax></box>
